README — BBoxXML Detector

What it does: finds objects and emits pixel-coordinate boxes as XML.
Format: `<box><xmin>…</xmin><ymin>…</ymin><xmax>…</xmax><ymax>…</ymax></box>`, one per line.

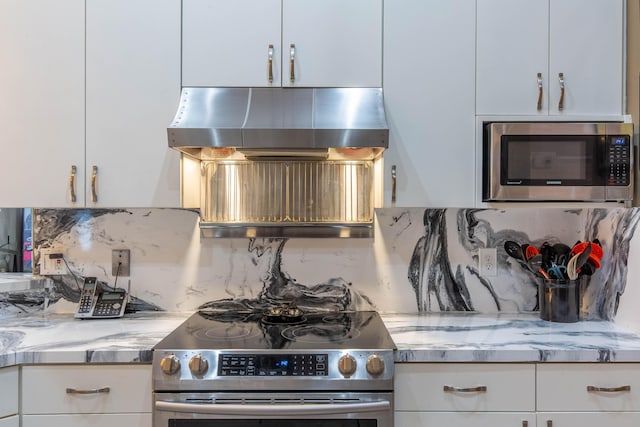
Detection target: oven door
<box><xmin>154</xmin><ymin>391</ymin><xmax>393</xmax><ymax>427</ymax></box>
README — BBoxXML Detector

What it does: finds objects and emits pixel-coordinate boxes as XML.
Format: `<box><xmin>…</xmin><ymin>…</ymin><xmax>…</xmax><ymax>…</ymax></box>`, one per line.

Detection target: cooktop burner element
<box><xmin>152</xmin><ymin>310</ymin><xmax>396</xmax><ymax>392</ymax></box>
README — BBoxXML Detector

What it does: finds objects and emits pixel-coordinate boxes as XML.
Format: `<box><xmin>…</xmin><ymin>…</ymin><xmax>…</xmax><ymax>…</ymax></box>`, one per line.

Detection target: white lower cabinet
<box><xmin>395</xmin><ymin>363</ymin><xmax>640</xmax><ymax>427</ymax></box>
<box><xmin>395</xmin><ymin>363</ymin><xmax>535</xmax><ymax>426</ymax></box>
<box><xmin>537</xmin><ymin>363</ymin><xmax>640</xmax><ymax>427</ymax></box>
<box><xmin>0</xmin><ymin>367</ymin><xmax>18</xmax><ymax>419</ymax></box>
<box><xmin>21</xmin><ymin>364</ymin><xmax>152</xmax><ymax>427</ymax></box>
<box><xmin>0</xmin><ymin>416</ymin><xmax>19</xmax><ymax>427</ymax></box>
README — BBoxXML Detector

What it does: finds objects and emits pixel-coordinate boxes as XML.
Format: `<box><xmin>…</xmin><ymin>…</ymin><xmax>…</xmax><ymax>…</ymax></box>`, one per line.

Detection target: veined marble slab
<box><xmin>384</xmin><ymin>313</ymin><xmax>640</xmax><ymax>363</ymax></box>
<box><xmin>0</xmin><ymin>312</ymin><xmax>190</xmax><ymax>366</ymax></box>
<box><xmin>1</xmin><ymin>312</ymin><xmax>640</xmax><ymax>367</ymax></box>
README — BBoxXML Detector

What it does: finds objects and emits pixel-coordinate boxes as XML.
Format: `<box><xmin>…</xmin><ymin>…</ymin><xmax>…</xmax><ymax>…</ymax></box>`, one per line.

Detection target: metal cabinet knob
<box><xmin>338</xmin><ymin>354</ymin><xmax>357</xmax><ymax>378</ymax></box>
<box><xmin>160</xmin><ymin>354</ymin><xmax>181</xmax><ymax>375</ymax></box>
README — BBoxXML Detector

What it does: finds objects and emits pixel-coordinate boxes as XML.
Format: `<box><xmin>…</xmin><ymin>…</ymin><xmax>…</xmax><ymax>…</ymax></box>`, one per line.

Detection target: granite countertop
<box><xmin>2</xmin><ymin>311</ymin><xmax>640</xmax><ymax>367</ymax></box>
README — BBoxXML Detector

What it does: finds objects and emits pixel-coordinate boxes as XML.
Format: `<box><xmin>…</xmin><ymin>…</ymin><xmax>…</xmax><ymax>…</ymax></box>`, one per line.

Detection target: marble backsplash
<box><xmin>1</xmin><ymin>207</ymin><xmax>638</xmax><ymax>321</ymax></box>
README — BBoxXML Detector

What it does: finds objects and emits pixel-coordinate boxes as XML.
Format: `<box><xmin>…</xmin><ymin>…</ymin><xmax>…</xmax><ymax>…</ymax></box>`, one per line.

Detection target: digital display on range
<box><xmin>219</xmin><ymin>354</ymin><xmax>328</xmax><ymax>377</ymax></box>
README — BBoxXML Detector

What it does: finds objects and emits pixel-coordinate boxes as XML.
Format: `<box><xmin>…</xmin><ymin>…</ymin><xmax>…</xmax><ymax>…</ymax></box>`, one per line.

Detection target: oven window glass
<box><xmin>169</xmin><ymin>420</ymin><xmax>377</xmax><ymax>427</ymax></box>
<box><xmin>501</xmin><ymin>135</ymin><xmax>600</xmax><ymax>185</ymax></box>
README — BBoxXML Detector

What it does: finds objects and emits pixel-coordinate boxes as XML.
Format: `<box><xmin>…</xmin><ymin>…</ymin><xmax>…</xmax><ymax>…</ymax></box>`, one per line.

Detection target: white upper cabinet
<box><xmin>0</xmin><ymin>0</ymin><xmax>85</xmax><ymax>207</ymax></box>
<box><xmin>383</xmin><ymin>0</ymin><xmax>476</xmax><ymax>207</ymax></box>
<box><xmin>86</xmin><ymin>0</ymin><xmax>181</xmax><ymax>207</ymax></box>
<box><xmin>477</xmin><ymin>0</ymin><xmax>624</xmax><ymax>116</ymax></box>
<box><xmin>182</xmin><ymin>0</ymin><xmax>382</xmax><ymax>87</ymax></box>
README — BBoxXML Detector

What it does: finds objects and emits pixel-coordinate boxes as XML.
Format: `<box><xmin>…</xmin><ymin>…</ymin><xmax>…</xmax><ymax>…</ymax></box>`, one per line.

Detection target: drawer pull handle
<box><xmin>443</xmin><ymin>385</ymin><xmax>487</xmax><ymax>393</ymax></box>
<box><xmin>66</xmin><ymin>387</ymin><xmax>110</xmax><ymax>395</ymax></box>
<box><xmin>69</xmin><ymin>165</ymin><xmax>77</xmax><ymax>203</ymax></box>
<box><xmin>587</xmin><ymin>385</ymin><xmax>631</xmax><ymax>393</ymax></box>
<box><xmin>536</xmin><ymin>72</ymin><xmax>543</xmax><ymax>111</ymax></box>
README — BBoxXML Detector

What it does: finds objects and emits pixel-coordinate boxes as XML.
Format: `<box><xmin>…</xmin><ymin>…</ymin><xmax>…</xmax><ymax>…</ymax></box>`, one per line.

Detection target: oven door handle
<box><xmin>155</xmin><ymin>400</ymin><xmax>391</xmax><ymax>416</ymax></box>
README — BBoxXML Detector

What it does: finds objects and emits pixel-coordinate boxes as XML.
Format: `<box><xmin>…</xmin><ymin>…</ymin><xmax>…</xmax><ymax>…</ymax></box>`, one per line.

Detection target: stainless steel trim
<box><xmin>443</xmin><ymin>385</ymin><xmax>487</xmax><ymax>393</ymax></box>
<box><xmin>66</xmin><ymin>387</ymin><xmax>110</xmax><ymax>395</ymax></box>
<box><xmin>587</xmin><ymin>385</ymin><xmax>631</xmax><ymax>392</ymax></box>
<box><xmin>537</xmin><ymin>73</ymin><xmax>543</xmax><ymax>111</ymax></box>
<box><xmin>155</xmin><ymin>400</ymin><xmax>391</xmax><ymax>416</ymax></box>
<box><xmin>267</xmin><ymin>44</ymin><xmax>274</xmax><ymax>84</ymax></box>
<box><xmin>91</xmin><ymin>165</ymin><xmax>98</xmax><ymax>203</ymax></box>
<box><xmin>69</xmin><ymin>165</ymin><xmax>77</xmax><ymax>203</ymax></box>
<box><xmin>199</xmin><ymin>223</ymin><xmax>373</xmax><ymax>238</ymax></box>
<box><xmin>289</xmin><ymin>43</ymin><xmax>295</xmax><ymax>83</ymax></box>
<box><xmin>558</xmin><ymin>72</ymin><xmax>565</xmax><ymax>111</ymax></box>
<box><xmin>391</xmin><ymin>165</ymin><xmax>397</xmax><ymax>207</ymax></box>
<box><xmin>168</xmin><ymin>87</ymin><xmax>389</xmax><ymax>157</ymax></box>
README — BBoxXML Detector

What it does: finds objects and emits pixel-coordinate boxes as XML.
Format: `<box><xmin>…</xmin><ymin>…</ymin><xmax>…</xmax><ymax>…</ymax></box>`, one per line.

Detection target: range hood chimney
<box><xmin>168</xmin><ymin>87</ymin><xmax>389</xmax><ymax>238</ymax></box>
<box><xmin>168</xmin><ymin>87</ymin><xmax>389</xmax><ymax>159</ymax></box>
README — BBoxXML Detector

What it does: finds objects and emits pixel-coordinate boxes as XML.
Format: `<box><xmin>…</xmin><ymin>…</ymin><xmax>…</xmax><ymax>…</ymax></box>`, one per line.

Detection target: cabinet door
<box><xmin>0</xmin><ymin>367</ymin><xmax>18</xmax><ymax>418</ymax></box>
<box><xmin>537</xmin><ymin>413</ymin><xmax>640</xmax><ymax>427</ymax></box>
<box><xmin>548</xmin><ymin>0</ymin><xmax>624</xmax><ymax>116</ymax></box>
<box><xmin>383</xmin><ymin>0</ymin><xmax>476</xmax><ymax>206</ymax></box>
<box><xmin>182</xmin><ymin>0</ymin><xmax>282</xmax><ymax>87</ymax></box>
<box><xmin>0</xmin><ymin>0</ymin><xmax>85</xmax><ymax>207</ymax></box>
<box><xmin>476</xmin><ymin>0</ymin><xmax>549</xmax><ymax>115</ymax></box>
<box><xmin>22</xmin><ymin>414</ymin><xmax>151</xmax><ymax>427</ymax></box>
<box><xmin>396</xmin><ymin>412</ymin><xmax>535</xmax><ymax>427</ymax></box>
<box><xmin>282</xmin><ymin>0</ymin><xmax>382</xmax><ymax>87</ymax></box>
<box><xmin>22</xmin><ymin>365</ymin><xmax>152</xmax><ymax>414</ymax></box>
<box><xmin>86</xmin><ymin>0</ymin><xmax>181</xmax><ymax>207</ymax></box>
<box><xmin>0</xmin><ymin>416</ymin><xmax>19</xmax><ymax>427</ymax></box>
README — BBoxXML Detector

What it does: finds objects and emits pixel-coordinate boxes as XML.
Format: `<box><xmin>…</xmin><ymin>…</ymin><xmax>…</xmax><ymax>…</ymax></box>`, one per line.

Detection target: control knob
<box><xmin>338</xmin><ymin>354</ymin><xmax>357</xmax><ymax>378</ymax></box>
<box><xmin>366</xmin><ymin>354</ymin><xmax>385</xmax><ymax>376</ymax></box>
<box><xmin>160</xmin><ymin>354</ymin><xmax>181</xmax><ymax>375</ymax></box>
<box><xmin>188</xmin><ymin>354</ymin><xmax>209</xmax><ymax>376</ymax></box>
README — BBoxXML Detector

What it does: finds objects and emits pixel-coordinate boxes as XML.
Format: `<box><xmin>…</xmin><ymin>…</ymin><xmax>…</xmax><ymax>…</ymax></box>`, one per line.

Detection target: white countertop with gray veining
<box><xmin>2</xmin><ymin>311</ymin><xmax>640</xmax><ymax>367</ymax></box>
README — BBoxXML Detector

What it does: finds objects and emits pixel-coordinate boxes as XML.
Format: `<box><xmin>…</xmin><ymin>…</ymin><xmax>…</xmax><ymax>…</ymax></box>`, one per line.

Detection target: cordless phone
<box><xmin>74</xmin><ymin>277</ymin><xmax>127</xmax><ymax>319</ymax></box>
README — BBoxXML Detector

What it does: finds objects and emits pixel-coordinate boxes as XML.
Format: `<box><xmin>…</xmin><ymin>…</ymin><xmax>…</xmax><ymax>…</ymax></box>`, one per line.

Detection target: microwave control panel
<box><xmin>606</xmin><ymin>135</ymin><xmax>631</xmax><ymax>186</ymax></box>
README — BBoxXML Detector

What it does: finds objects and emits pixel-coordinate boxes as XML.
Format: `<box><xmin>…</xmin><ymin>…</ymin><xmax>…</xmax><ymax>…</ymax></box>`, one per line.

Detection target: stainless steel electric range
<box><xmin>152</xmin><ymin>309</ymin><xmax>396</xmax><ymax>427</ymax></box>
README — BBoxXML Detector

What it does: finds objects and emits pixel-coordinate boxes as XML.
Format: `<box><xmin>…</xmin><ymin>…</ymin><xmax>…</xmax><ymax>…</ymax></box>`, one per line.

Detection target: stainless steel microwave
<box><xmin>483</xmin><ymin>122</ymin><xmax>634</xmax><ymax>202</ymax></box>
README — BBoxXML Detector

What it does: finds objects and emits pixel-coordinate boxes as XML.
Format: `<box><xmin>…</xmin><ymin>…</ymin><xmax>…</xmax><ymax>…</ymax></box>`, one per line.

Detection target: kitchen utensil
<box><xmin>504</xmin><ymin>240</ymin><xmax>525</xmax><ymax>261</ymax></box>
<box><xmin>525</xmin><ymin>245</ymin><xmax>540</xmax><ymax>261</ymax></box>
<box><xmin>567</xmin><ymin>244</ymin><xmax>592</xmax><ymax>280</ymax></box>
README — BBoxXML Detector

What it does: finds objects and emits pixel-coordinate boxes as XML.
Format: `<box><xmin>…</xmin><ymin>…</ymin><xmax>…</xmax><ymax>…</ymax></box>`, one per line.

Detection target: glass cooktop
<box><xmin>153</xmin><ymin>310</ymin><xmax>396</xmax><ymax>351</ymax></box>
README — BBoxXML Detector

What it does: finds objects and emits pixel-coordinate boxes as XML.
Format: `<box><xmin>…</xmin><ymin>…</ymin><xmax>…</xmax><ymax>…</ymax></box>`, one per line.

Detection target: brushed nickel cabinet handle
<box><xmin>547</xmin><ymin>420</ymin><xmax>552</xmax><ymax>427</ymax></box>
<box><xmin>558</xmin><ymin>72</ymin><xmax>565</xmax><ymax>111</ymax></box>
<box><xmin>267</xmin><ymin>44</ymin><xmax>274</xmax><ymax>84</ymax></box>
<box><xmin>537</xmin><ymin>72</ymin><xmax>543</xmax><ymax>111</ymax></box>
<box><xmin>91</xmin><ymin>165</ymin><xmax>98</xmax><ymax>203</ymax></box>
<box><xmin>66</xmin><ymin>387</ymin><xmax>110</xmax><ymax>395</ymax></box>
<box><xmin>587</xmin><ymin>385</ymin><xmax>631</xmax><ymax>393</ymax></box>
<box><xmin>69</xmin><ymin>165</ymin><xmax>77</xmax><ymax>203</ymax></box>
<box><xmin>443</xmin><ymin>385</ymin><xmax>487</xmax><ymax>393</ymax></box>
<box><xmin>391</xmin><ymin>165</ymin><xmax>397</xmax><ymax>207</ymax></box>
<box><xmin>522</xmin><ymin>421</ymin><xmax>528</xmax><ymax>427</ymax></box>
<box><xmin>289</xmin><ymin>43</ymin><xmax>296</xmax><ymax>83</ymax></box>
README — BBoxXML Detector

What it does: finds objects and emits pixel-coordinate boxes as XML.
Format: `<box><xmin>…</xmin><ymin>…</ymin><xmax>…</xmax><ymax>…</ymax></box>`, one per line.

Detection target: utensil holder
<box><xmin>538</xmin><ymin>278</ymin><xmax>581</xmax><ymax>323</ymax></box>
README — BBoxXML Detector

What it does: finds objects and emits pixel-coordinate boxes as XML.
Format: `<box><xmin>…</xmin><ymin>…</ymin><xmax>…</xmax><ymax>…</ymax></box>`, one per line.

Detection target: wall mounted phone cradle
<box><xmin>74</xmin><ymin>277</ymin><xmax>128</xmax><ymax>319</ymax></box>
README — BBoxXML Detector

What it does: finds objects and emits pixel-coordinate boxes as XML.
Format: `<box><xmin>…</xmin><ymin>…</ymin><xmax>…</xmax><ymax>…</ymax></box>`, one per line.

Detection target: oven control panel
<box><xmin>219</xmin><ymin>353</ymin><xmax>328</xmax><ymax>377</ymax></box>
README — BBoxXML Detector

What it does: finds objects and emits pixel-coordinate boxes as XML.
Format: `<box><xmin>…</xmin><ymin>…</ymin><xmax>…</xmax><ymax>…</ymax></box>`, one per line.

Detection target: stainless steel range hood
<box><xmin>169</xmin><ymin>87</ymin><xmax>388</xmax><ymax>238</ymax></box>
<box><xmin>168</xmin><ymin>87</ymin><xmax>389</xmax><ymax>159</ymax></box>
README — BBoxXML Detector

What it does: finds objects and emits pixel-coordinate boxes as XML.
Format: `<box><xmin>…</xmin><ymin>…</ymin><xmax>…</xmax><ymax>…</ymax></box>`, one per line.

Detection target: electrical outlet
<box><xmin>479</xmin><ymin>248</ymin><xmax>497</xmax><ymax>277</ymax></box>
<box><xmin>112</xmin><ymin>249</ymin><xmax>130</xmax><ymax>277</ymax></box>
<box><xmin>39</xmin><ymin>249</ymin><xmax>65</xmax><ymax>275</ymax></box>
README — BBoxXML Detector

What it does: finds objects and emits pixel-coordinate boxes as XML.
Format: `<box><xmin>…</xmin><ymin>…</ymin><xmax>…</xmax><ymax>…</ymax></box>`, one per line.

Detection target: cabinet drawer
<box><xmin>0</xmin><ymin>416</ymin><xmax>19</xmax><ymax>427</ymax></box>
<box><xmin>537</xmin><ymin>412</ymin><xmax>640</xmax><ymax>427</ymax></box>
<box><xmin>0</xmin><ymin>367</ymin><xmax>18</xmax><ymax>418</ymax></box>
<box><xmin>395</xmin><ymin>363</ymin><xmax>535</xmax><ymax>411</ymax></box>
<box><xmin>22</xmin><ymin>364</ymin><xmax>152</xmax><ymax>414</ymax></box>
<box><xmin>22</xmin><ymin>413</ymin><xmax>151</xmax><ymax>427</ymax></box>
<box><xmin>537</xmin><ymin>363</ymin><xmax>640</xmax><ymax>411</ymax></box>
<box><xmin>396</xmin><ymin>412</ymin><xmax>535</xmax><ymax>427</ymax></box>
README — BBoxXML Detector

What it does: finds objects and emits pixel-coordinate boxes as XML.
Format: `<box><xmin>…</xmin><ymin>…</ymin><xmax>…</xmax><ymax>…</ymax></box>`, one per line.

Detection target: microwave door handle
<box><xmin>537</xmin><ymin>72</ymin><xmax>543</xmax><ymax>111</ymax></box>
<box><xmin>155</xmin><ymin>400</ymin><xmax>391</xmax><ymax>416</ymax></box>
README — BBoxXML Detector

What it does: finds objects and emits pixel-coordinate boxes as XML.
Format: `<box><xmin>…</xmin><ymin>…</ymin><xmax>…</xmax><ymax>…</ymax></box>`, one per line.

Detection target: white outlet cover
<box><xmin>479</xmin><ymin>248</ymin><xmax>498</xmax><ymax>277</ymax></box>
